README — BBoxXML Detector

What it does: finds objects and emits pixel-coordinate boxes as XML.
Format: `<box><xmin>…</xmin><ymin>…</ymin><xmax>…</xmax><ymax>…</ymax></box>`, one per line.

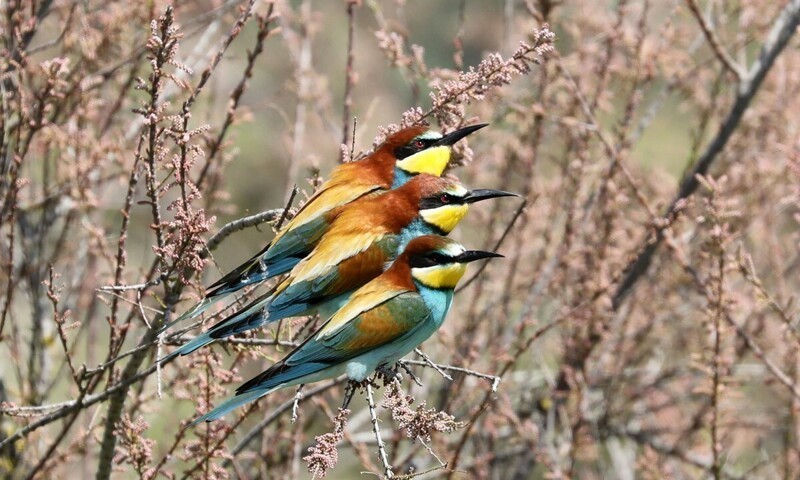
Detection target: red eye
<box><xmin>413</xmin><ymin>140</ymin><xmax>425</xmax><ymax>149</ymax></box>
<box><xmin>440</xmin><ymin>194</ymin><xmax>450</xmax><ymax>203</ymax></box>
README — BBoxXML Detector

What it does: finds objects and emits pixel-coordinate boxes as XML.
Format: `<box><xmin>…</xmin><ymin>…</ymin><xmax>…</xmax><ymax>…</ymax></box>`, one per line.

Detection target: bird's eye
<box><xmin>413</xmin><ymin>139</ymin><xmax>425</xmax><ymax>149</ymax></box>
<box><xmin>427</xmin><ymin>252</ymin><xmax>442</xmax><ymax>262</ymax></box>
<box><xmin>440</xmin><ymin>194</ymin><xmax>450</xmax><ymax>204</ymax></box>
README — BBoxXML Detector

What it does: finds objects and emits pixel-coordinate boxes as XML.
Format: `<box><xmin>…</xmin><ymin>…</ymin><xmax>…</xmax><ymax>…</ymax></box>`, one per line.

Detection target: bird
<box><xmin>165</xmin><ymin>124</ymin><xmax>488</xmax><ymax>329</ymax></box>
<box><xmin>193</xmin><ymin>235</ymin><xmax>502</xmax><ymax>423</ymax></box>
<box><xmin>165</xmin><ymin>174</ymin><xmax>516</xmax><ymax>358</ymax></box>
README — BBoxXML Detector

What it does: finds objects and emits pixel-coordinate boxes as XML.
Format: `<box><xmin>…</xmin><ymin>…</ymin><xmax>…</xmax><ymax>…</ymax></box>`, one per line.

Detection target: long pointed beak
<box><xmin>434</xmin><ymin>123</ymin><xmax>489</xmax><ymax>146</ymax></box>
<box><xmin>456</xmin><ymin>250</ymin><xmax>504</xmax><ymax>263</ymax></box>
<box><xmin>464</xmin><ymin>189</ymin><xmax>519</xmax><ymax>204</ymax></box>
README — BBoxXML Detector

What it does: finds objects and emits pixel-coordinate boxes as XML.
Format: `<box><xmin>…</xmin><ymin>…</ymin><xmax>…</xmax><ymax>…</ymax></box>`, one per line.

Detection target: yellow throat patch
<box><xmin>411</xmin><ymin>263</ymin><xmax>467</xmax><ymax>289</ymax></box>
<box><xmin>420</xmin><ymin>204</ymin><xmax>469</xmax><ymax>233</ymax></box>
<box><xmin>396</xmin><ymin>146</ymin><xmax>450</xmax><ymax>176</ymax></box>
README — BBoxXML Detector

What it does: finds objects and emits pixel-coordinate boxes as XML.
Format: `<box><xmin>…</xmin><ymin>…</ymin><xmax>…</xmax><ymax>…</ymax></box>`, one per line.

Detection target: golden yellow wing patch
<box><xmin>274</xmin><ymin>181</ymin><xmax>378</xmax><ymax>245</ymax></box>
<box><xmin>338</xmin><ymin>305</ymin><xmax>410</xmax><ymax>351</ymax></box>
<box><xmin>318</xmin><ymin>281</ymin><xmax>409</xmax><ymax>339</ymax></box>
<box><xmin>289</xmin><ymin>230</ymin><xmax>387</xmax><ymax>284</ymax></box>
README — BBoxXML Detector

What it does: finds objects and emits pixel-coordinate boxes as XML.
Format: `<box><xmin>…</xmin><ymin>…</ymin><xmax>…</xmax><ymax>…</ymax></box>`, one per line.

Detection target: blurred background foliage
<box><xmin>2</xmin><ymin>0</ymin><xmax>800</xmax><ymax>478</ymax></box>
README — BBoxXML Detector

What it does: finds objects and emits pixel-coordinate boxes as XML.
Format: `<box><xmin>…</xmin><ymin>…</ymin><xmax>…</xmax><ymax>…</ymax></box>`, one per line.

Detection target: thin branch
<box><xmin>366</xmin><ymin>381</ymin><xmax>394</xmax><ymax>479</ymax></box>
<box><xmin>340</xmin><ymin>1</ymin><xmax>358</xmax><ymax>155</ymax></box>
<box><xmin>205</xmin><ymin>208</ymin><xmax>284</xmax><ymax>252</ymax></box>
<box><xmin>685</xmin><ymin>0</ymin><xmax>744</xmax><ymax>79</ymax></box>
<box><xmin>711</xmin><ymin>254</ymin><xmax>724</xmax><ymax>480</ymax></box>
<box><xmin>291</xmin><ymin>384</ymin><xmax>305</xmax><ymax>423</ymax></box>
<box><xmin>411</xmin><ymin>349</ymin><xmax>452</xmax><ymax>381</ymax></box>
<box><xmin>98</xmin><ymin>278</ymin><xmax>161</xmax><ymax>292</ymax></box>
<box><xmin>183</xmin><ymin>0</ymin><xmax>257</xmax><ymax>114</ymax></box>
<box><xmin>402</xmin><ymin>357</ymin><xmax>501</xmax><ymax>393</ymax></box>
<box><xmin>276</xmin><ymin>184</ymin><xmax>300</xmax><ymax>230</ymax></box>
<box><xmin>0</xmin><ymin>353</ymin><xmax>175</xmax><ymax>450</ymax></box>
<box><xmin>197</xmin><ymin>4</ymin><xmax>277</xmax><ymax>190</ymax></box>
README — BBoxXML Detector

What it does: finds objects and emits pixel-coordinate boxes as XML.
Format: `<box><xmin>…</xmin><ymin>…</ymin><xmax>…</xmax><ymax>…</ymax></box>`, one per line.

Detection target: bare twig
<box><xmin>685</xmin><ymin>0</ymin><xmax>744</xmax><ymax>79</ymax></box>
<box><xmin>291</xmin><ymin>384</ymin><xmax>305</xmax><ymax>423</ymax></box>
<box><xmin>411</xmin><ymin>349</ymin><xmax>452</xmax><ymax>381</ymax></box>
<box><xmin>205</xmin><ymin>208</ymin><xmax>284</xmax><ymax>252</ymax></box>
<box><xmin>402</xmin><ymin>357</ymin><xmax>501</xmax><ymax>393</ymax></box>
<box><xmin>98</xmin><ymin>278</ymin><xmax>161</xmax><ymax>292</ymax></box>
<box><xmin>276</xmin><ymin>185</ymin><xmax>300</xmax><ymax>230</ymax></box>
<box><xmin>197</xmin><ymin>4</ymin><xmax>277</xmax><ymax>190</ymax></box>
<box><xmin>366</xmin><ymin>381</ymin><xmax>394</xmax><ymax>479</ymax></box>
<box><xmin>340</xmin><ymin>1</ymin><xmax>358</xmax><ymax>155</ymax></box>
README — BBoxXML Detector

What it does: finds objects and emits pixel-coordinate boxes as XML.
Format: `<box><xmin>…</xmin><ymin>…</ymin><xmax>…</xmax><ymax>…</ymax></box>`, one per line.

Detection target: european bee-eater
<box><xmin>166</xmin><ymin>175</ymin><xmax>515</xmax><ymax>358</ymax></box>
<box><xmin>193</xmin><ymin>235</ymin><xmax>502</xmax><ymax>422</ymax></box>
<box><xmin>167</xmin><ymin>124</ymin><xmax>488</xmax><ymax>328</ymax></box>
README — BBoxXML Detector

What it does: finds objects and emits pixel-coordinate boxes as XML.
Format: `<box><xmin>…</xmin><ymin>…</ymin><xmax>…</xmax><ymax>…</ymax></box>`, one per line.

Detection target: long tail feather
<box><xmin>163</xmin><ymin>331</ymin><xmax>216</xmax><ymax>361</ymax></box>
<box><xmin>205</xmin><ymin>273</ymin><xmax>264</xmax><ymax>299</ymax></box>
<box><xmin>158</xmin><ymin>297</ymin><xmax>215</xmax><ymax>334</ymax></box>
<box><xmin>191</xmin><ymin>388</ymin><xmax>275</xmax><ymax>424</ymax></box>
<box><xmin>206</xmin><ymin>243</ymin><xmax>271</xmax><ymax>292</ymax></box>
<box><xmin>160</xmin><ymin>299</ymin><xmax>274</xmax><ymax>360</ymax></box>
<box><xmin>193</xmin><ymin>353</ymin><xmax>338</xmax><ymax>423</ymax></box>
<box><xmin>165</xmin><ymin>254</ymin><xmax>302</xmax><ymax>335</ymax></box>
<box><xmin>206</xmin><ymin>294</ymin><xmax>275</xmax><ymax>340</ymax></box>
<box><xmin>191</xmin><ymin>365</ymin><xmax>318</xmax><ymax>424</ymax></box>
<box><xmin>205</xmin><ymin>256</ymin><xmax>301</xmax><ymax>299</ymax></box>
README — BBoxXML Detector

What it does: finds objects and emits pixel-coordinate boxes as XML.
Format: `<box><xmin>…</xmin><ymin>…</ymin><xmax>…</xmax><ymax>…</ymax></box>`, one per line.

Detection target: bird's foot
<box><xmin>375</xmin><ymin>364</ymin><xmax>406</xmax><ymax>386</ymax></box>
<box><xmin>342</xmin><ymin>378</ymin><xmax>374</xmax><ymax>408</ymax></box>
<box><xmin>397</xmin><ymin>361</ymin><xmax>423</xmax><ymax>387</ymax></box>
<box><xmin>342</xmin><ymin>380</ymin><xmax>358</xmax><ymax>409</ymax></box>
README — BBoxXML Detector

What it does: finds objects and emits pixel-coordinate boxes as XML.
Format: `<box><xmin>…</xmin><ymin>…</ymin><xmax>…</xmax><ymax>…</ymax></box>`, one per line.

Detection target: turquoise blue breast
<box><xmin>414</xmin><ymin>283</ymin><xmax>454</xmax><ymax>328</ymax></box>
<box><xmin>396</xmin><ymin>218</ymin><xmax>443</xmax><ymax>255</ymax></box>
<box><xmin>391</xmin><ymin>168</ymin><xmax>413</xmax><ymax>188</ymax></box>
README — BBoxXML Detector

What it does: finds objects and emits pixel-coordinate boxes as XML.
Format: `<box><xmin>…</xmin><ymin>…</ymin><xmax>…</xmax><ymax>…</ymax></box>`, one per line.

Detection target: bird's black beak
<box><xmin>464</xmin><ymin>189</ymin><xmax>519</xmax><ymax>204</ymax></box>
<box><xmin>455</xmin><ymin>250</ymin><xmax>504</xmax><ymax>263</ymax></box>
<box><xmin>434</xmin><ymin>123</ymin><xmax>489</xmax><ymax>146</ymax></box>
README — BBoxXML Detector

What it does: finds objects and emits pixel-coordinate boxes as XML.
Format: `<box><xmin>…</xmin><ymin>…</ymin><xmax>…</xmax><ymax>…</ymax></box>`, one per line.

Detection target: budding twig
<box><xmin>366</xmin><ymin>381</ymin><xmax>394</xmax><ymax>479</ymax></box>
<box><xmin>404</xmin><ymin>353</ymin><xmax>501</xmax><ymax>392</ymax></box>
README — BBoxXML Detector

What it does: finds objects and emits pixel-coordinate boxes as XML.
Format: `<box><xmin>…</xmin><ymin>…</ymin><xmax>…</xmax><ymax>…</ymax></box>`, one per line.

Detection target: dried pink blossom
<box><xmin>383</xmin><ymin>381</ymin><xmax>463</xmax><ymax>442</ymax></box>
<box><xmin>113</xmin><ymin>415</ymin><xmax>155</xmax><ymax>477</ymax></box>
<box><xmin>304</xmin><ymin>408</ymin><xmax>350</xmax><ymax>478</ymax></box>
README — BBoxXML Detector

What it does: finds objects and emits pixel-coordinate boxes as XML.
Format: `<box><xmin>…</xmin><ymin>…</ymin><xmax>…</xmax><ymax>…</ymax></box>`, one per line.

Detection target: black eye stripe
<box><xmin>394</xmin><ymin>137</ymin><xmax>437</xmax><ymax>160</ymax></box>
<box><xmin>408</xmin><ymin>256</ymin><xmax>437</xmax><ymax>268</ymax></box>
<box><xmin>408</xmin><ymin>251</ymin><xmax>451</xmax><ymax>268</ymax></box>
<box><xmin>419</xmin><ymin>193</ymin><xmax>465</xmax><ymax>210</ymax></box>
<box><xmin>429</xmin><ymin>252</ymin><xmax>449</xmax><ymax>262</ymax></box>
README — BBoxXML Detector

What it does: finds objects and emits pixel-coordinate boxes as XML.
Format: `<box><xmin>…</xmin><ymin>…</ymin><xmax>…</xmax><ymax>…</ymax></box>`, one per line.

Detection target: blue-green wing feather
<box><xmin>236</xmin><ymin>292</ymin><xmax>428</xmax><ymax>395</ymax></box>
<box><xmin>206</xmin><ymin>214</ymin><xmax>330</xmax><ymax>298</ymax></box>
